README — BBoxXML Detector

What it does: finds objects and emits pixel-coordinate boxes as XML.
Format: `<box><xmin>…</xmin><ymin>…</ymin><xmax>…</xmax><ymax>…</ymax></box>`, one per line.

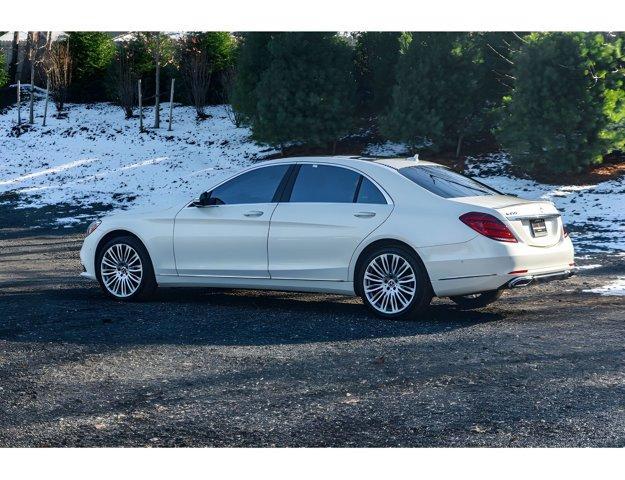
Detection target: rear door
<box><xmin>174</xmin><ymin>164</ymin><xmax>291</xmax><ymax>277</ymax></box>
<box><xmin>268</xmin><ymin>163</ymin><xmax>393</xmax><ymax>281</ymax></box>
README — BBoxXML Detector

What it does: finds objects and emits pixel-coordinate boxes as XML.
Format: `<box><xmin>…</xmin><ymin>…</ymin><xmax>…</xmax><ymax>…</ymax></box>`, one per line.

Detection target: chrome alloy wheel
<box><xmin>100</xmin><ymin>243</ymin><xmax>143</xmax><ymax>298</ymax></box>
<box><xmin>363</xmin><ymin>253</ymin><xmax>417</xmax><ymax>314</ymax></box>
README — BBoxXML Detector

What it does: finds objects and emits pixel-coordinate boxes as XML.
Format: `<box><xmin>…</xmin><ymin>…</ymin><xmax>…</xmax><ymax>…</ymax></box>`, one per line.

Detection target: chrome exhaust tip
<box><xmin>508</xmin><ymin>276</ymin><xmax>534</xmax><ymax>288</ymax></box>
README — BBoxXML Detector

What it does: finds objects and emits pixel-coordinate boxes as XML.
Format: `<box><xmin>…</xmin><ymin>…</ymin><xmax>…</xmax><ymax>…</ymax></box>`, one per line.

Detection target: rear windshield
<box><xmin>399</xmin><ymin>165</ymin><xmax>500</xmax><ymax>198</ymax></box>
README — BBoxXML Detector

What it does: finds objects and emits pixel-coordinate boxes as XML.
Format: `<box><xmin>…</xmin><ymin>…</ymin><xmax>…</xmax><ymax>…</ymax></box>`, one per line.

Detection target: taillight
<box><xmin>459</xmin><ymin>212</ymin><xmax>517</xmax><ymax>243</ymax></box>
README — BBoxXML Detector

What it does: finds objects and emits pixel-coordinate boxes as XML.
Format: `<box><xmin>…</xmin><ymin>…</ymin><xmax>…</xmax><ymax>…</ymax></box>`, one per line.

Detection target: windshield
<box><xmin>399</xmin><ymin>165</ymin><xmax>501</xmax><ymax>198</ymax></box>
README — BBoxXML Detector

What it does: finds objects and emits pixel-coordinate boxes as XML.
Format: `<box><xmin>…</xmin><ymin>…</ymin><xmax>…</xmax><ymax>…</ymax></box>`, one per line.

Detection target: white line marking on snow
<box><xmin>0</xmin><ymin>158</ymin><xmax>98</xmax><ymax>186</ymax></box>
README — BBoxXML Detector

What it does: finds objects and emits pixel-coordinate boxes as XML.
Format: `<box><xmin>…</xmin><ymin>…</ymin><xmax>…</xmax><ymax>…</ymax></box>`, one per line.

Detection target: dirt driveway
<box><xmin>1</xmin><ymin>225</ymin><xmax>624</xmax><ymax>447</ymax></box>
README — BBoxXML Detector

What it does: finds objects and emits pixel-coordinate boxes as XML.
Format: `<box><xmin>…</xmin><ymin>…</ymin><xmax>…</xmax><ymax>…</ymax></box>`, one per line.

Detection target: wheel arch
<box><xmin>94</xmin><ymin>229</ymin><xmax>155</xmax><ymax>278</ymax></box>
<box><xmin>352</xmin><ymin>238</ymin><xmax>431</xmax><ymax>297</ymax></box>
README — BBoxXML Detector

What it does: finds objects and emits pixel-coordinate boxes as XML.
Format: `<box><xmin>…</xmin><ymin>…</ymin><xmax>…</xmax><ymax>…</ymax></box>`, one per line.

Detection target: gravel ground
<box><xmin>1</xmin><ymin>223</ymin><xmax>625</xmax><ymax>447</ymax></box>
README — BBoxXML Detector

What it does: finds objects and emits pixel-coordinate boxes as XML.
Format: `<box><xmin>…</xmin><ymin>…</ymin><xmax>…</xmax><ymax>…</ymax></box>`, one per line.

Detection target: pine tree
<box><xmin>0</xmin><ymin>49</ymin><xmax>7</xmax><ymax>87</ymax></box>
<box><xmin>354</xmin><ymin>32</ymin><xmax>405</xmax><ymax>118</ymax></box>
<box><xmin>230</xmin><ymin>32</ymin><xmax>275</xmax><ymax>123</ymax></box>
<box><xmin>253</xmin><ymin>32</ymin><xmax>356</xmax><ymax>148</ymax></box>
<box><xmin>381</xmin><ymin>32</ymin><xmax>492</xmax><ymax>156</ymax></box>
<box><xmin>68</xmin><ymin>32</ymin><xmax>115</xmax><ymax>101</ymax></box>
<box><xmin>497</xmin><ymin>33</ymin><xmax>625</xmax><ymax>175</ymax></box>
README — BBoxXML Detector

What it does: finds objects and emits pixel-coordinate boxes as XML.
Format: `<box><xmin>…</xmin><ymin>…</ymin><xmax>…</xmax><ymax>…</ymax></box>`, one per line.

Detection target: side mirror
<box><xmin>197</xmin><ymin>191</ymin><xmax>219</xmax><ymax>207</ymax></box>
<box><xmin>198</xmin><ymin>191</ymin><xmax>211</xmax><ymax>206</ymax></box>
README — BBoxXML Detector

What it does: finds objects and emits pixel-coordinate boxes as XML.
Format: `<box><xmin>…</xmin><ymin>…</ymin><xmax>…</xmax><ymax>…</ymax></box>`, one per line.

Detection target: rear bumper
<box><xmin>507</xmin><ymin>268</ymin><xmax>575</xmax><ymax>289</ymax></box>
<box><xmin>420</xmin><ymin>235</ymin><xmax>575</xmax><ymax>297</ymax></box>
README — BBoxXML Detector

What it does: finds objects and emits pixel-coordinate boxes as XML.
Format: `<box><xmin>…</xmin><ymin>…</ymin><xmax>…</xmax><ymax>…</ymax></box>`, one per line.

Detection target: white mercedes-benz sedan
<box><xmin>80</xmin><ymin>156</ymin><xmax>575</xmax><ymax>319</ymax></box>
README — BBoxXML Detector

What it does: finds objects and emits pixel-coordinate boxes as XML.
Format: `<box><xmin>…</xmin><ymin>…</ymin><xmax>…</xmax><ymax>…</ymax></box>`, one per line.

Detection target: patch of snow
<box><xmin>362</xmin><ymin>141</ymin><xmax>410</xmax><ymax>157</ymax></box>
<box><xmin>55</xmin><ymin>217</ymin><xmax>82</xmax><ymax>226</ymax></box>
<box><xmin>584</xmin><ymin>277</ymin><xmax>625</xmax><ymax>296</ymax></box>
<box><xmin>575</xmin><ymin>264</ymin><xmax>602</xmax><ymax>271</ymax></box>
<box><xmin>362</xmin><ymin>139</ymin><xmax>433</xmax><ymax>157</ymax></box>
<box><xmin>0</xmin><ymin>102</ymin><xmax>278</xmax><ymax>220</ymax></box>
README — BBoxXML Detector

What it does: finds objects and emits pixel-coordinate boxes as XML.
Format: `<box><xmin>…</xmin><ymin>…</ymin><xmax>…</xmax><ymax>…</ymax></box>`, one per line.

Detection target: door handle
<box><xmin>243</xmin><ymin>210</ymin><xmax>264</xmax><ymax>217</ymax></box>
<box><xmin>354</xmin><ymin>211</ymin><xmax>376</xmax><ymax>218</ymax></box>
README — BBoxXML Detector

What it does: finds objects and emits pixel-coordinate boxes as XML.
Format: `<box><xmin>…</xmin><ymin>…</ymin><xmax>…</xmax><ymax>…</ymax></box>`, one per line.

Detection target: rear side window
<box><xmin>210</xmin><ymin>165</ymin><xmax>289</xmax><ymax>205</ymax></box>
<box><xmin>399</xmin><ymin>165</ymin><xmax>500</xmax><ymax>198</ymax></box>
<box><xmin>289</xmin><ymin>165</ymin><xmax>361</xmax><ymax>203</ymax></box>
<box><xmin>356</xmin><ymin>177</ymin><xmax>387</xmax><ymax>204</ymax></box>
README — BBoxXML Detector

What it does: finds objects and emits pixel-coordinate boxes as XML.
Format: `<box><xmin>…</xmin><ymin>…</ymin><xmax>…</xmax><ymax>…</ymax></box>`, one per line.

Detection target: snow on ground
<box><xmin>0</xmin><ymin>101</ymin><xmax>278</xmax><ymax>223</ymax></box>
<box><xmin>584</xmin><ymin>277</ymin><xmax>625</xmax><ymax>296</ymax></box>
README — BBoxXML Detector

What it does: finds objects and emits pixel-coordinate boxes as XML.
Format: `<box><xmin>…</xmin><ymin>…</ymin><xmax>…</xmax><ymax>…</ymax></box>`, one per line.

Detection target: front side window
<box><xmin>210</xmin><ymin>165</ymin><xmax>289</xmax><ymax>205</ymax></box>
<box><xmin>399</xmin><ymin>165</ymin><xmax>500</xmax><ymax>199</ymax></box>
<box><xmin>289</xmin><ymin>165</ymin><xmax>361</xmax><ymax>203</ymax></box>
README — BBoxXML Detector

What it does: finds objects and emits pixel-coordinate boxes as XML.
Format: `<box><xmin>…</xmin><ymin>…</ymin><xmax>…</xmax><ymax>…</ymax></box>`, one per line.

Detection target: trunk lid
<box><xmin>452</xmin><ymin>195</ymin><xmax>563</xmax><ymax>247</ymax></box>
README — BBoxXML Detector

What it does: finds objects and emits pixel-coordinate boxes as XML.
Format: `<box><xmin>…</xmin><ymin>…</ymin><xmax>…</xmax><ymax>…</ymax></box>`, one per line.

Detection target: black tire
<box><xmin>357</xmin><ymin>245</ymin><xmax>432</xmax><ymax>320</ymax></box>
<box><xmin>95</xmin><ymin>235</ymin><xmax>157</xmax><ymax>301</ymax></box>
<box><xmin>450</xmin><ymin>289</ymin><xmax>503</xmax><ymax>310</ymax></box>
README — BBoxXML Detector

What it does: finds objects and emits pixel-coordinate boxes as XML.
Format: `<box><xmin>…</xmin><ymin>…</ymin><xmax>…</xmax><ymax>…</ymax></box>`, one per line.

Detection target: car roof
<box><xmin>259</xmin><ymin>156</ymin><xmax>443</xmax><ymax>170</ymax></box>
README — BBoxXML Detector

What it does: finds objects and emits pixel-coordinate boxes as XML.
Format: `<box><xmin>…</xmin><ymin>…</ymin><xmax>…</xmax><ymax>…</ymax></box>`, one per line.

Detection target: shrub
<box><xmin>176</xmin><ymin>32</ymin><xmax>236</xmax><ymax>117</ymax></box>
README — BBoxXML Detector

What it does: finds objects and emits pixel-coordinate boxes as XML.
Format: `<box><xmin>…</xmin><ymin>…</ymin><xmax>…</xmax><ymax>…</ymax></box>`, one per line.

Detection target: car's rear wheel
<box><xmin>358</xmin><ymin>246</ymin><xmax>432</xmax><ymax>320</ymax></box>
<box><xmin>450</xmin><ymin>289</ymin><xmax>503</xmax><ymax>309</ymax></box>
<box><xmin>96</xmin><ymin>235</ymin><xmax>156</xmax><ymax>301</ymax></box>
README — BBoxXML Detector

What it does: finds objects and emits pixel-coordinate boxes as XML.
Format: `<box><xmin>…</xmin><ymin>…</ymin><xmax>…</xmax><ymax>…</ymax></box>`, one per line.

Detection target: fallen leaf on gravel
<box><xmin>94</xmin><ymin>423</ymin><xmax>107</xmax><ymax>430</ymax></box>
<box><xmin>471</xmin><ymin>424</ymin><xmax>487</xmax><ymax>434</ymax></box>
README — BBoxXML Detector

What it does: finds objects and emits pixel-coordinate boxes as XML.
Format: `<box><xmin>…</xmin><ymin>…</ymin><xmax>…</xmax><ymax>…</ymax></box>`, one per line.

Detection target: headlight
<box><xmin>86</xmin><ymin>220</ymin><xmax>102</xmax><ymax>237</ymax></box>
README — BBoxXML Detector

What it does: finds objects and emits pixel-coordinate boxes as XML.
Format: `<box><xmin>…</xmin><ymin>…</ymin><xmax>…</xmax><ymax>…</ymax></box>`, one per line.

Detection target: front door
<box><xmin>174</xmin><ymin>164</ymin><xmax>290</xmax><ymax>277</ymax></box>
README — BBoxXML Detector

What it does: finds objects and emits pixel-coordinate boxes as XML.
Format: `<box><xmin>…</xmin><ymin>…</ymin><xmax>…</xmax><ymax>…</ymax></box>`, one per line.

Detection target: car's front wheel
<box><xmin>96</xmin><ymin>235</ymin><xmax>157</xmax><ymax>301</ymax></box>
<box><xmin>358</xmin><ymin>246</ymin><xmax>432</xmax><ymax>320</ymax></box>
<box><xmin>450</xmin><ymin>290</ymin><xmax>503</xmax><ymax>310</ymax></box>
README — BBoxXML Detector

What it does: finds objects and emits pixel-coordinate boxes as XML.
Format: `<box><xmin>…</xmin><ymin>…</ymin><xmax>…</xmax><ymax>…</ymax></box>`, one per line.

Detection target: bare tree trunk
<box><xmin>168</xmin><ymin>78</ymin><xmax>175</xmax><ymax>131</ymax></box>
<box><xmin>138</xmin><ymin>79</ymin><xmax>143</xmax><ymax>132</ymax></box>
<box><xmin>17</xmin><ymin>80</ymin><xmax>21</xmax><ymax>124</ymax></box>
<box><xmin>455</xmin><ymin>134</ymin><xmax>464</xmax><ymax>158</ymax></box>
<box><xmin>42</xmin><ymin>77</ymin><xmax>50</xmax><ymax>126</ymax></box>
<box><xmin>9</xmin><ymin>32</ymin><xmax>19</xmax><ymax>83</ymax></box>
<box><xmin>154</xmin><ymin>33</ymin><xmax>161</xmax><ymax>129</ymax></box>
<box><xmin>45</xmin><ymin>39</ymin><xmax>72</xmax><ymax>114</ymax></box>
<box><xmin>28</xmin><ymin>32</ymin><xmax>38</xmax><ymax>124</ymax></box>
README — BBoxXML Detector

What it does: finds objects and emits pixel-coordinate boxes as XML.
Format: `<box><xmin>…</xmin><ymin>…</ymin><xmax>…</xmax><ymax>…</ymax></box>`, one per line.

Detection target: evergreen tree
<box><xmin>381</xmin><ymin>33</ymin><xmax>491</xmax><ymax>156</ymax></box>
<box><xmin>68</xmin><ymin>32</ymin><xmax>116</xmax><ymax>101</ymax></box>
<box><xmin>253</xmin><ymin>32</ymin><xmax>356</xmax><ymax>148</ymax></box>
<box><xmin>497</xmin><ymin>33</ymin><xmax>625</xmax><ymax>175</ymax></box>
<box><xmin>230</xmin><ymin>32</ymin><xmax>275</xmax><ymax>123</ymax></box>
<box><xmin>0</xmin><ymin>49</ymin><xmax>7</xmax><ymax>87</ymax></box>
<box><xmin>354</xmin><ymin>32</ymin><xmax>405</xmax><ymax>118</ymax></box>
